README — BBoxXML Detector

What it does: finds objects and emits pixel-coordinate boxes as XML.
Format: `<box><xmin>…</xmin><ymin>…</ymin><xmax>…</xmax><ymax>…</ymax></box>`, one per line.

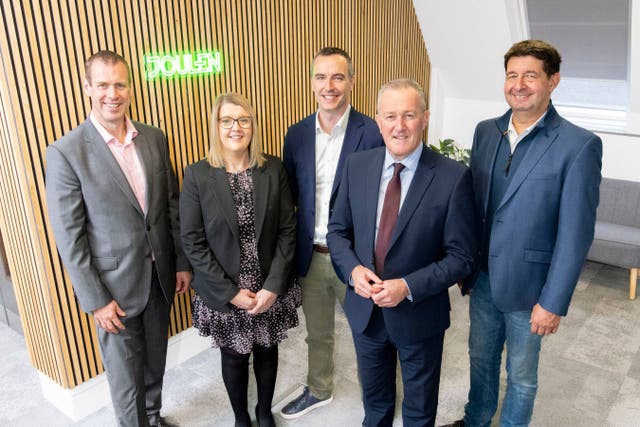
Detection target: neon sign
<box><xmin>143</xmin><ymin>51</ymin><xmax>223</xmax><ymax>79</ymax></box>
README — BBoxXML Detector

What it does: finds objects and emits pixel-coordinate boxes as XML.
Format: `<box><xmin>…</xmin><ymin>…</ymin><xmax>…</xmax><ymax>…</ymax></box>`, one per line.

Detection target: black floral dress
<box><xmin>192</xmin><ymin>169</ymin><xmax>301</xmax><ymax>354</ymax></box>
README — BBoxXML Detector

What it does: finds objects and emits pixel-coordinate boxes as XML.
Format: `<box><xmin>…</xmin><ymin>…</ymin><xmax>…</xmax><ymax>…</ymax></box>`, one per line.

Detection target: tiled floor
<box><xmin>1</xmin><ymin>261</ymin><xmax>639</xmax><ymax>426</ymax></box>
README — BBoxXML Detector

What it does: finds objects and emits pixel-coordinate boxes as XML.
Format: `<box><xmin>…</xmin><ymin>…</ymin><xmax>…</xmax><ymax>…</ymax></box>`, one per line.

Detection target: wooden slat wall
<box><xmin>0</xmin><ymin>0</ymin><xmax>430</xmax><ymax>388</ymax></box>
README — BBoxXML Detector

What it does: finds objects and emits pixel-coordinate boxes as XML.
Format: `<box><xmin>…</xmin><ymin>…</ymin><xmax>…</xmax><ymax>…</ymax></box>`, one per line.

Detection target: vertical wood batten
<box><xmin>0</xmin><ymin>0</ymin><xmax>429</xmax><ymax>388</ymax></box>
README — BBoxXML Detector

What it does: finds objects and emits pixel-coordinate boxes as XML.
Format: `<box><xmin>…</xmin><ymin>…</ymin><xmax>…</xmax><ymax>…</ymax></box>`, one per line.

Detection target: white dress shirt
<box><xmin>313</xmin><ymin>105</ymin><xmax>351</xmax><ymax>245</ymax></box>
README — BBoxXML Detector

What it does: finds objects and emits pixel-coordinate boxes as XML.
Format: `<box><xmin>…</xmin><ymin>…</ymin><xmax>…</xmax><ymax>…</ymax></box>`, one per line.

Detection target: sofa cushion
<box><xmin>594</xmin><ymin>222</ymin><xmax>640</xmax><ymax>246</ymax></box>
<box><xmin>597</xmin><ymin>178</ymin><xmax>640</xmax><ymax>228</ymax></box>
<box><xmin>588</xmin><ymin>239</ymin><xmax>640</xmax><ymax>269</ymax></box>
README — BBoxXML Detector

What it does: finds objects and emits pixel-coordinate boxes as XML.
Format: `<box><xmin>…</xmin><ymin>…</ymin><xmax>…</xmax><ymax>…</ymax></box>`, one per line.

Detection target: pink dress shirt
<box><xmin>90</xmin><ymin>114</ymin><xmax>147</xmax><ymax>213</ymax></box>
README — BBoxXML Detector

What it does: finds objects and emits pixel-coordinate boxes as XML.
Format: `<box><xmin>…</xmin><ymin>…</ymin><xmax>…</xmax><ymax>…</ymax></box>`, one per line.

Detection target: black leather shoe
<box><xmin>255</xmin><ymin>404</ymin><xmax>276</xmax><ymax>427</ymax></box>
<box><xmin>279</xmin><ymin>386</ymin><xmax>333</xmax><ymax>419</ymax></box>
<box><xmin>150</xmin><ymin>415</ymin><xmax>179</xmax><ymax>427</ymax></box>
<box><xmin>234</xmin><ymin>419</ymin><xmax>251</xmax><ymax>427</ymax></box>
<box><xmin>439</xmin><ymin>420</ymin><xmax>464</xmax><ymax>427</ymax></box>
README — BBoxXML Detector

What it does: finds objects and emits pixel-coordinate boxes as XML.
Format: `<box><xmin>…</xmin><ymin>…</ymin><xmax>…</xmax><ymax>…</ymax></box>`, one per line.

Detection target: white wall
<box><xmin>413</xmin><ymin>0</ymin><xmax>640</xmax><ymax>181</ymax></box>
<box><xmin>597</xmin><ymin>132</ymin><xmax>640</xmax><ymax>181</ymax></box>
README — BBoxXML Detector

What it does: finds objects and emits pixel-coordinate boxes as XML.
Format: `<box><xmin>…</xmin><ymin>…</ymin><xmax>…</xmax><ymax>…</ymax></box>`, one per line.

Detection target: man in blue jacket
<box><xmin>442</xmin><ymin>40</ymin><xmax>602</xmax><ymax>427</ymax></box>
<box><xmin>280</xmin><ymin>47</ymin><xmax>383</xmax><ymax>419</ymax></box>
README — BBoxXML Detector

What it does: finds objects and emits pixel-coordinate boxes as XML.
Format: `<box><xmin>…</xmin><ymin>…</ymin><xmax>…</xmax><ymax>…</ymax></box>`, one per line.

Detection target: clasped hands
<box><xmin>351</xmin><ymin>265</ymin><xmax>409</xmax><ymax>308</ymax></box>
<box><xmin>230</xmin><ymin>288</ymin><xmax>277</xmax><ymax>315</ymax></box>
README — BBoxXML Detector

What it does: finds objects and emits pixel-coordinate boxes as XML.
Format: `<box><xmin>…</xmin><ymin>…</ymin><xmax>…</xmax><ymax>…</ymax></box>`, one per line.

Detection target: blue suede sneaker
<box><xmin>279</xmin><ymin>386</ymin><xmax>333</xmax><ymax>419</ymax></box>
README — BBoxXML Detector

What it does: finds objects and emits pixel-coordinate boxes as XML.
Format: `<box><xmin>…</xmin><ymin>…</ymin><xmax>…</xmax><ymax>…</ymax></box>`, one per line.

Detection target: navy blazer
<box><xmin>470</xmin><ymin>104</ymin><xmax>602</xmax><ymax>315</ymax></box>
<box><xmin>327</xmin><ymin>146</ymin><xmax>477</xmax><ymax>345</ymax></box>
<box><xmin>283</xmin><ymin>108</ymin><xmax>384</xmax><ymax>276</ymax></box>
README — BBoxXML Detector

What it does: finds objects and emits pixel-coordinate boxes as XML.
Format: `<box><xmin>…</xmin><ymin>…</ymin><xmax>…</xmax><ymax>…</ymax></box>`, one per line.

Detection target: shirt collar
<box><xmin>507</xmin><ymin>110</ymin><xmax>547</xmax><ymax>138</ymax></box>
<box><xmin>90</xmin><ymin>113</ymin><xmax>138</xmax><ymax>145</ymax></box>
<box><xmin>383</xmin><ymin>142</ymin><xmax>423</xmax><ymax>172</ymax></box>
<box><xmin>315</xmin><ymin>104</ymin><xmax>352</xmax><ymax>135</ymax></box>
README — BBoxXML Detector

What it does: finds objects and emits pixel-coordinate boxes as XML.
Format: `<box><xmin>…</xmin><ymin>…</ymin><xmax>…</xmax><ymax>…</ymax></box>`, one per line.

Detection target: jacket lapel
<box><xmin>481</xmin><ymin>112</ymin><xmax>511</xmax><ymax>215</ymax></box>
<box><xmin>301</xmin><ymin>115</ymin><xmax>317</xmax><ymax>201</ymax></box>
<box><xmin>253</xmin><ymin>165</ymin><xmax>269</xmax><ymax>241</ymax></box>
<box><xmin>133</xmin><ymin>128</ymin><xmax>153</xmax><ymax>216</ymax></box>
<box><xmin>84</xmin><ymin>120</ymin><xmax>144</xmax><ymax>216</ymax></box>
<box><xmin>497</xmin><ymin>107</ymin><xmax>561</xmax><ymax>211</ymax></box>
<box><xmin>209</xmin><ymin>167</ymin><xmax>240</xmax><ymax>239</ymax></box>
<box><xmin>389</xmin><ymin>147</ymin><xmax>436</xmax><ymax>249</ymax></box>
<box><xmin>366</xmin><ymin>150</ymin><xmax>385</xmax><ymax>252</ymax></box>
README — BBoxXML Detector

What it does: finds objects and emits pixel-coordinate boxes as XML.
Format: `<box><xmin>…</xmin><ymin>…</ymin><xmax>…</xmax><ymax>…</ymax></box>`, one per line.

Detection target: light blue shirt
<box><xmin>375</xmin><ymin>143</ymin><xmax>423</xmax><ymax>240</ymax></box>
<box><xmin>350</xmin><ymin>143</ymin><xmax>423</xmax><ymax>301</ymax></box>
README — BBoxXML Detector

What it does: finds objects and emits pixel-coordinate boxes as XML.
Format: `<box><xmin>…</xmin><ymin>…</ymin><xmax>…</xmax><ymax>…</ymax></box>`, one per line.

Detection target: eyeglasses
<box><xmin>218</xmin><ymin>117</ymin><xmax>252</xmax><ymax>129</ymax></box>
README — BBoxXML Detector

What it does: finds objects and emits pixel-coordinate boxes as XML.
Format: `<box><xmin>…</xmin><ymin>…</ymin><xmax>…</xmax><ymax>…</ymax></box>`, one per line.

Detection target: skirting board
<box><xmin>38</xmin><ymin>327</ymin><xmax>210</xmax><ymax>421</ymax></box>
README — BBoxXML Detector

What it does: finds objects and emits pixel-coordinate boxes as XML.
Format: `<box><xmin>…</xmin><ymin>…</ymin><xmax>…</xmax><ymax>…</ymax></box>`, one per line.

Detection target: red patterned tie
<box><xmin>374</xmin><ymin>162</ymin><xmax>405</xmax><ymax>276</ymax></box>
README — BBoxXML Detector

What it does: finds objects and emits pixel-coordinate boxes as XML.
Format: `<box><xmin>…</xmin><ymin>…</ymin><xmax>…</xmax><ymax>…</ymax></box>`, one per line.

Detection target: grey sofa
<box><xmin>587</xmin><ymin>177</ymin><xmax>640</xmax><ymax>299</ymax></box>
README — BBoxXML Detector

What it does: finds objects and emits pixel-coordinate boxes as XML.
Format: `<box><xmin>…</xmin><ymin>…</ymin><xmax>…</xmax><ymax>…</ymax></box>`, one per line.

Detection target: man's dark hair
<box><xmin>85</xmin><ymin>50</ymin><xmax>131</xmax><ymax>83</ymax></box>
<box><xmin>312</xmin><ymin>46</ymin><xmax>354</xmax><ymax>78</ymax></box>
<box><xmin>504</xmin><ymin>40</ymin><xmax>562</xmax><ymax>77</ymax></box>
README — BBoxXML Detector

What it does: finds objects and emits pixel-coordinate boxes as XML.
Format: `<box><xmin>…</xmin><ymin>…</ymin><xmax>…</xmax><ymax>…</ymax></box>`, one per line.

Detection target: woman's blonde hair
<box><xmin>207</xmin><ymin>92</ymin><xmax>265</xmax><ymax>168</ymax></box>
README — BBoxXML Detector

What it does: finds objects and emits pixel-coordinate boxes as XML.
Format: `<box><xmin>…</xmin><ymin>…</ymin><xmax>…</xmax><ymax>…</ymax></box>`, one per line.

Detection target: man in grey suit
<box><xmin>46</xmin><ymin>50</ymin><xmax>192</xmax><ymax>427</ymax></box>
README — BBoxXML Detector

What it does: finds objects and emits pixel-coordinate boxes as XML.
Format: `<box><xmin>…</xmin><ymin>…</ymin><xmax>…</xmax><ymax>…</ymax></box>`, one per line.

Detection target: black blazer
<box><xmin>179</xmin><ymin>154</ymin><xmax>296</xmax><ymax>312</ymax></box>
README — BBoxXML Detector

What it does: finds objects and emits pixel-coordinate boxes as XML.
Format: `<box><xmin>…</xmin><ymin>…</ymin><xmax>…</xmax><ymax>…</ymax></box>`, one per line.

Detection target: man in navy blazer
<box><xmin>281</xmin><ymin>47</ymin><xmax>383</xmax><ymax>419</ymax></box>
<box><xmin>443</xmin><ymin>40</ymin><xmax>602</xmax><ymax>427</ymax></box>
<box><xmin>327</xmin><ymin>79</ymin><xmax>477</xmax><ymax>426</ymax></box>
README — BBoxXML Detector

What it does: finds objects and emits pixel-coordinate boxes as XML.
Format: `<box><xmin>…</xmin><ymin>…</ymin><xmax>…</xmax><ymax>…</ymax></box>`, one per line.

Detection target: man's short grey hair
<box><xmin>376</xmin><ymin>79</ymin><xmax>427</xmax><ymax>112</ymax></box>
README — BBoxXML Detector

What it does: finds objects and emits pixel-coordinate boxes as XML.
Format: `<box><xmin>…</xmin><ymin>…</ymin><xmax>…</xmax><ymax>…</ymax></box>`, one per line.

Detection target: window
<box><xmin>527</xmin><ymin>0</ymin><xmax>630</xmax><ymax>111</ymax></box>
<box><xmin>518</xmin><ymin>0</ymin><xmax>640</xmax><ymax>133</ymax></box>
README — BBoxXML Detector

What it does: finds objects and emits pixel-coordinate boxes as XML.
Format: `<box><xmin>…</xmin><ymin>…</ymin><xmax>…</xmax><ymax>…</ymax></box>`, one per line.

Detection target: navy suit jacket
<box><xmin>470</xmin><ymin>104</ymin><xmax>602</xmax><ymax>315</ymax></box>
<box><xmin>327</xmin><ymin>146</ymin><xmax>477</xmax><ymax>345</ymax></box>
<box><xmin>283</xmin><ymin>108</ymin><xmax>384</xmax><ymax>276</ymax></box>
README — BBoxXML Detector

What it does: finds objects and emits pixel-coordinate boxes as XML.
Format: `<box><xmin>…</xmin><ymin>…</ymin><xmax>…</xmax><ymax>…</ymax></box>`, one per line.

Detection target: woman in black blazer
<box><xmin>180</xmin><ymin>93</ymin><xmax>300</xmax><ymax>427</ymax></box>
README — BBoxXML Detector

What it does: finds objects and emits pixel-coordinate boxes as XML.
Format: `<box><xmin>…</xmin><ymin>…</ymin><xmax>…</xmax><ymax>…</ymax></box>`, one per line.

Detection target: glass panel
<box><xmin>527</xmin><ymin>0</ymin><xmax>630</xmax><ymax>109</ymax></box>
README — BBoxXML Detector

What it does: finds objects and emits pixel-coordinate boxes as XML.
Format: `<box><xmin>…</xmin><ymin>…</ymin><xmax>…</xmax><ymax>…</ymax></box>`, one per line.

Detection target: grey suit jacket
<box><xmin>179</xmin><ymin>155</ymin><xmax>296</xmax><ymax>313</ymax></box>
<box><xmin>46</xmin><ymin>118</ymin><xmax>190</xmax><ymax>317</ymax></box>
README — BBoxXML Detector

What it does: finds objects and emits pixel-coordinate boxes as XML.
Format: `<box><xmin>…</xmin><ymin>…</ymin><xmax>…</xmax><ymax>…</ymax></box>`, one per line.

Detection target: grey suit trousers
<box><xmin>97</xmin><ymin>267</ymin><xmax>171</xmax><ymax>427</ymax></box>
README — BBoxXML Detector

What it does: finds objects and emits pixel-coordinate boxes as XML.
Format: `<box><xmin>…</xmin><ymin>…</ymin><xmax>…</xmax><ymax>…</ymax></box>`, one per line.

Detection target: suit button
<box><xmin>146</xmin><ymin>225</ymin><xmax>151</xmax><ymax>231</ymax></box>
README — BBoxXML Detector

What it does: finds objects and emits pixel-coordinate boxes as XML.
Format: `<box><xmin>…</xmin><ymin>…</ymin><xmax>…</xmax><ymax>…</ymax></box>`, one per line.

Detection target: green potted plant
<box><xmin>429</xmin><ymin>138</ymin><xmax>470</xmax><ymax>166</ymax></box>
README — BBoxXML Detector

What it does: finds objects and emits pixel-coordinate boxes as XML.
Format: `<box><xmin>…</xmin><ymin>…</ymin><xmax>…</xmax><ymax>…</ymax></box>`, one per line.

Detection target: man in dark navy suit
<box><xmin>280</xmin><ymin>47</ymin><xmax>383</xmax><ymax>419</ymax></box>
<box><xmin>327</xmin><ymin>79</ymin><xmax>477</xmax><ymax>426</ymax></box>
